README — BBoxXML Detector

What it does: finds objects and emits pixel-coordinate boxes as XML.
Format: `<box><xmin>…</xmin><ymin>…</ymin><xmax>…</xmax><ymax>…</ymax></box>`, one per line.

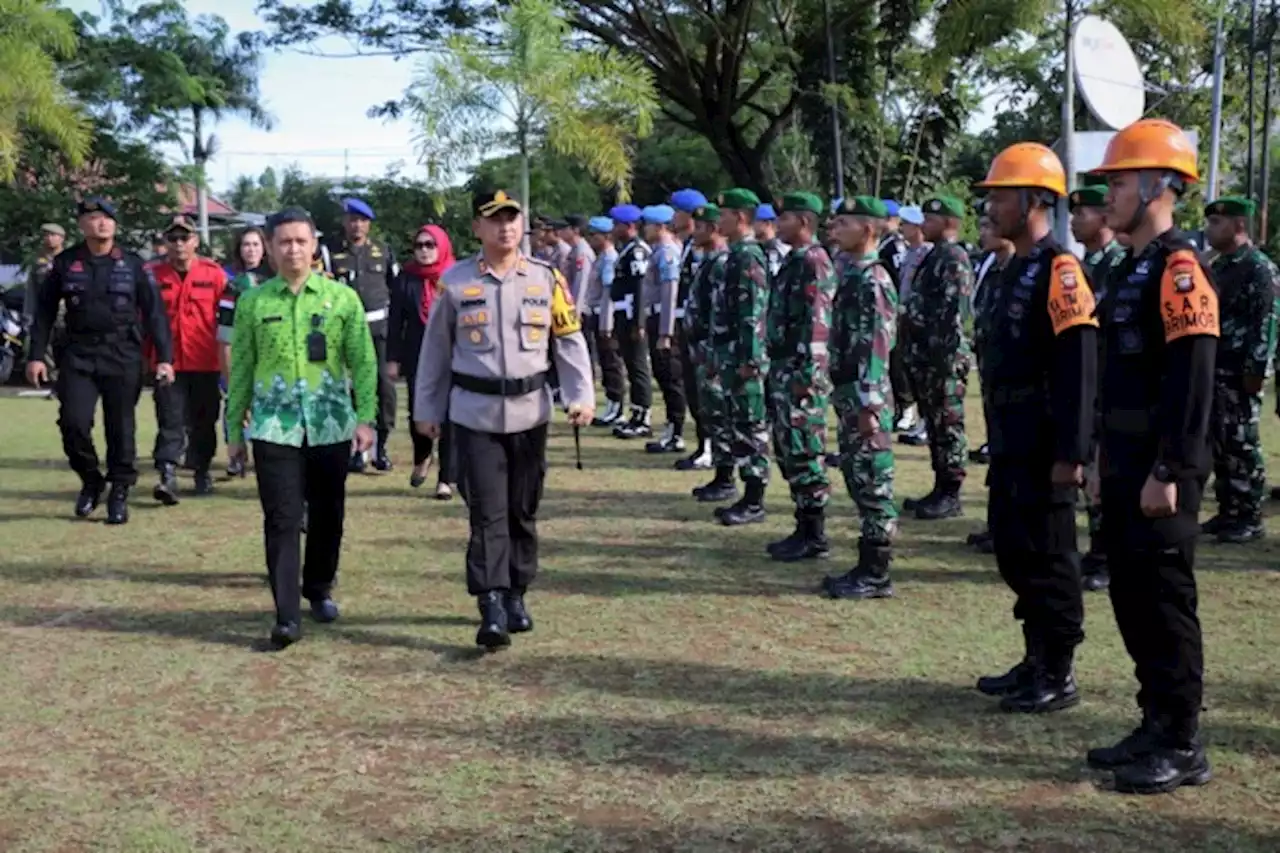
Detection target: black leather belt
<box><xmin>452</xmin><ymin>371</ymin><xmax>547</xmax><ymax>396</ymax></box>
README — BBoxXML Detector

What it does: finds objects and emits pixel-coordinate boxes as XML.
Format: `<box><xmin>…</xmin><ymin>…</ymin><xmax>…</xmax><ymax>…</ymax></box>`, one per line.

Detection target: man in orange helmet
<box><xmin>971</xmin><ymin>143</ymin><xmax>1097</xmax><ymax>716</ymax></box>
<box><xmin>1086</xmin><ymin>118</ymin><xmax>1217</xmax><ymax>795</ymax></box>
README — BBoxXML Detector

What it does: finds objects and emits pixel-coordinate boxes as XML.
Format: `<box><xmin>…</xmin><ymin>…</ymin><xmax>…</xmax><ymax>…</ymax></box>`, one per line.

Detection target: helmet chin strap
<box><xmin>1123</xmin><ymin>170</ymin><xmax>1178</xmax><ymax>236</ymax></box>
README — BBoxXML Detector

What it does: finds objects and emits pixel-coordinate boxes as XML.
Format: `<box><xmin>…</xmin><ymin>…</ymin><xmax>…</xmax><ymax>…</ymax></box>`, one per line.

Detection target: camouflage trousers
<box><xmin>833</xmin><ymin>389</ymin><xmax>898</xmax><ymax>543</ymax></box>
<box><xmin>729</xmin><ymin>372</ymin><xmax>771</xmax><ymax>483</ymax></box>
<box><xmin>767</xmin><ymin>371</ymin><xmax>830</xmax><ymax>510</ymax></box>
<box><xmin>916</xmin><ymin>366</ymin><xmax>968</xmax><ymax>483</ymax></box>
<box><xmin>696</xmin><ymin>358</ymin><xmax>733</xmax><ymax>468</ymax></box>
<box><xmin>1211</xmin><ymin>377</ymin><xmax>1265</xmax><ymax>523</ymax></box>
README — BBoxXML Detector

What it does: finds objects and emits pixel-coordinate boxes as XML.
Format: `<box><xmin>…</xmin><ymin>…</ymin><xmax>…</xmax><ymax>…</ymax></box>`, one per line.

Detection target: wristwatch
<box><xmin>1151</xmin><ymin>462</ymin><xmax>1175</xmax><ymax>484</ymax></box>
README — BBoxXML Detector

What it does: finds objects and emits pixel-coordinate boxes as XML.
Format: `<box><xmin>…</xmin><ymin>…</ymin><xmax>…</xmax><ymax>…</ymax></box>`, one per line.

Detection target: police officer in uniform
<box><xmin>323</xmin><ymin>198</ymin><xmax>399</xmax><ymax>471</ymax></box>
<box><xmin>971</xmin><ymin>144</ymin><xmax>1096</xmax><ymax>715</ymax></box>
<box><xmin>1086</xmin><ymin>119</ymin><xmax>1217</xmax><ymax>795</ymax></box>
<box><xmin>585</xmin><ymin>217</ymin><xmax>624</xmax><ymax>424</ymax></box>
<box><xmin>27</xmin><ymin>198</ymin><xmax>174</xmax><ymax>525</ymax></box>
<box><xmin>608</xmin><ymin>204</ymin><xmax>654</xmax><ymax>438</ymax></box>
<box><xmin>670</xmin><ymin>189</ymin><xmax>713</xmax><ymax>470</ymax></box>
<box><xmin>413</xmin><ymin>190</ymin><xmax>594</xmax><ymax>649</ymax></box>
<box><xmin>22</xmin><ymin>223</ymin><xmax>68</xmax><ymax>386</ymax></box>
<box><xmin>640</xmin><ymin>204</ymin><xmax>688</xmax><ymax>454</ymax></box>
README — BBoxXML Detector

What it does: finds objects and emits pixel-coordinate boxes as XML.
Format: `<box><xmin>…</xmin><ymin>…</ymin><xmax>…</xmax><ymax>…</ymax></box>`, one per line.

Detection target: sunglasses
<box><xmin>166</xmin><ymin>232</ymin><xmax>196</xmax><ymax>243</ymax></box>
<box><xmin>414</xmin><ymin>240</ymin><xmax>437</xmax><ymax>250</ymax></box>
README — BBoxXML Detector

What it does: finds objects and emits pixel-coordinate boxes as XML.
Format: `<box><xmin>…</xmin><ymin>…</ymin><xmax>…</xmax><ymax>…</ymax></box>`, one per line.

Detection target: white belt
<box><xmin>365</xmin><ymin>308</ymin><xmax>388</xmax><ymax>322</ymax></box>
<box><xmin>582</xmin><ymin>305</ymin><xmax>596</xmax><ymax>316</ymax></box>
<box><xmin>648</xmin><ymin>305</ymin><xmax>687</xmax><ymax>319</ymax></box>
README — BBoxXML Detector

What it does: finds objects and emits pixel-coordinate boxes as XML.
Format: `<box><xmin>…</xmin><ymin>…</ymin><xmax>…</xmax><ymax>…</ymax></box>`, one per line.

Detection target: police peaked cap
<box><xmin>670</xmin><ymin>189</ymin><xmax>708</xmax><ymax>212</ymax></box>
<box><xmin>1205</xmin><ymin>196</ymin><xmax>1256</xmax><ymax>218</ymax></box>
<box><xmin>342</xmin><ymin>197</ymin><xmax>376</xmax><ymax>220</ymax></box>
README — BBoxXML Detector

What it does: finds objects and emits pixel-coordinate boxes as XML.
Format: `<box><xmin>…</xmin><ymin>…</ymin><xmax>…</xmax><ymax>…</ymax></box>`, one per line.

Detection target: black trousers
<box><xmin>405</xmin><ymin>370</ymin><xmax>455</xmax><ymax>481</ymax></box>
<box><xmin>645</xmin><ymin>314</ymin><xmax>686</xmax><ymax>427</ymax></box>
<box><xmin>1101</xmin><ymin>473</ymin><xmax>1204</xmax><ymax>739</ymax></box>
<box><xmin>253</xmin><ymin>440</ymin><xmax>349</xmax><ymax>626</ymax></box>
<box><xmin>153</xmin><ymin>371</ymin><xmax>221</xmax><ymax>472</ymax></box>
<box><xmin>455</xmin><ymin>422</ymin><xmax>548</xmax><ymax>595</ymax></box>
<box><xmin>889</xmin><ymin>342</ymin><xmax>914</xmax><ymax>410</ymax></box>
<box><xmin>372</xmin><ymin>334</ymin><xmax>396</xmax><ymax>436</ymax></box>
<box><xmin>613</xmin><ymin>311</ymin><xmax>652</xmax><ymax>408</ymax></box>
<box><xmin>988</xmin><ymin>455</ymin><xmax>1084</xmax><ymax>656</ymax></box>
<box><xmin>680</xmin><ymin>320</ymin><xmax>706</xmax><ymax>443</ymax></box>
<box><xmin>583</xmin><ymin>312</ymin><xmax>600</xmax><ymax>384</ymax></box>
<box><xmin>596</xmin><ymin>321</ymin><xmax>626</xmax><ymax>403</ymax></box>
<box><xmin>58</xmin><ymin>364</ymin><xmax>142</xmax><ymax>487</ymax></box>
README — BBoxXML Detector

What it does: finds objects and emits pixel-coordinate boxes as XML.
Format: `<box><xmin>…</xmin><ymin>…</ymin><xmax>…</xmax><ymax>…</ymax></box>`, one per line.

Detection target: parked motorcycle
<box><xmin>0</xmin><ymin>287</ymin><xmax>28</xmax><ymax>385</ymax></box>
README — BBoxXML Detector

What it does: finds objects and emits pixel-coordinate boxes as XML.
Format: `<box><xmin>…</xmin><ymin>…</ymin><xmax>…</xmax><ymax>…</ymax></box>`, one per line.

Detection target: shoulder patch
<box><xmin>550</xmin><ymin>274</ymin><xmax>581</xmax><ymax>337</ymax></box>
<box><xmin>1160</xmin><ymin>249</ymin><xmax>1220</xmax><ymax>342</ymax></box>
<box><xmin>1047</xmin><ymin>254</ymin><xmax>1098</xmax><ymax>336</ymax></box>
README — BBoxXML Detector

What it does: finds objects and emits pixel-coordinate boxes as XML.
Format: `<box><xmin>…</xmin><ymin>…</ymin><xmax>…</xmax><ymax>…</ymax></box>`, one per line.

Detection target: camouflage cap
<box><xmin>1068</xmin><ymin>186</ymin><xmax>1107</xmax><ymax>211</ymax></box>
<box><xmin>922</xmin><ymin>196</ymin><xmax>966</xmax><ymax>218</ymax></box>
<box><xmin>834</xmin><ymin>195</ymin><xmax>888</xmax><ymax>219</ymax></box>
<box><xmin>780</xmin><ymin>192</ymin><xmax>824</xmax><ymax>215</ymax></box>
<box><xmin>716</xmin><ymin>188</ymin><xmax>761</xmax><ymax>211</ymax></box>
<box><xmin>1205</xmin><ymin>196</ymin><xmax>1256</xmax><ymax>218</ymax></box>
<box><xmin>693</xmin><ymin>202</ymin><xmax>720</xmax><ymax>223</ymax></box>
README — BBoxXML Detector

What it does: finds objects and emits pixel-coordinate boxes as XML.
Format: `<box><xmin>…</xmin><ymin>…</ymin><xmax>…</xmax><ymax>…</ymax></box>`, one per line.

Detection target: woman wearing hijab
<box><xmin>219</xmin><ymin>226</ymin><xmax>274</xmax><ymax>477</ymax></box>
<box><xmin>388</xmin><ymin>224</ymin><xmax>456</xmax><ymax>498</ymax></box>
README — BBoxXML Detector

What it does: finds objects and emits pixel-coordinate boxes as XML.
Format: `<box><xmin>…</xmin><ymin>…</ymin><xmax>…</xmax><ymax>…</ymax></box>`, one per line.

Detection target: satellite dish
<box><xmin>1073</xmin><ymin>16</ymin><xmax>1145</xmax><ymax>131</ymax></box>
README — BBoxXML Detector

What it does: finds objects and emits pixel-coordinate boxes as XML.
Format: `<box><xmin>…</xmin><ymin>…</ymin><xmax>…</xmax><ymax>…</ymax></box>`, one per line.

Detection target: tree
<box><xmin>0</xmin><ymin>0</ymin><xmax>92</xmax><ymax>181</ymax></box>
<box><xmin>228</xmin><ymin>166</ymin><xmax>282</xmax><ymax>214</ymax></box>
<box><xmin>401</xmin><ymin>0</ymin><xmax>657</xmax><ymax>217</ymax></box>
<box><xmin>71</xmin><ymin>0</ymin><xmax>272</xmax><ymax>242</ymax></box>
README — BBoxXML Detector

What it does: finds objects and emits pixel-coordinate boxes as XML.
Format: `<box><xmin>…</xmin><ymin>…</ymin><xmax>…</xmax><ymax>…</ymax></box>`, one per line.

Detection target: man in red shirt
<box><xmin>149</xmin><ymin>216</ymin><xmax>227</xmax><ymax>502</ymax></box>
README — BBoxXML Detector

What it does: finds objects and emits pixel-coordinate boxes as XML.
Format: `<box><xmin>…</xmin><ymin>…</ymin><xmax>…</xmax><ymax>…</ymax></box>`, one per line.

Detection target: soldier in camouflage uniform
<box><xmin>714</xmin><ymin>189</ymin><xmax>773</xmax><ymax>525</ymax></box>
<box><xmin>764</xmin><ymin>192</ymin><xmax>837</xmax><ymax>561</ymax></box>
<box><xmin>821</xmin><ymin>197</ymin><xmax>899</xmax><ymax>599</ymax></box>
<box><xmin>686</xmin><ymin>205</ymin><xmax>739</xmax><ymax>504</ymax></box>
<box><xmin>1203</xmin><ymin>196</ymin><xmax>1279</xmax><ymax>543</ymax></box>
<box><xmin>901</xmin><ymin>196</ymin><xmax>974</xmax><ymax>519</ymax></box>
<box><xmin>1070</xmin><ymin>184</ymin><xmax>1127</xmax><ymax>588</ymax></box>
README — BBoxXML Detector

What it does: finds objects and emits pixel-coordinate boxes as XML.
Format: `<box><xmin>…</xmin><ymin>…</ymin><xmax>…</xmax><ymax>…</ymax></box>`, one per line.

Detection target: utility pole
<box><xmin>1207</xmin><ymin>11</ymin><xmax>1227</xmax><ymax>200</ymax></box>
<box><xmin>1057</xmin><ymin>0</ymin><xmax>1076</xmax><ymax>247</ymax></box>
<box><xmin>822</xmin><ymin>0</ymin><xmax>844</xmax><ymax>200</ymax></box>
<box><xmin>1262</xmin><ymin>4</ymin><xmax>1277</xmax><ymax>239</ymax></box>
<box><xmin>1249</xmin><ymin>0</ymin><xmax>1260</xmax><ymax>205</ymax></box>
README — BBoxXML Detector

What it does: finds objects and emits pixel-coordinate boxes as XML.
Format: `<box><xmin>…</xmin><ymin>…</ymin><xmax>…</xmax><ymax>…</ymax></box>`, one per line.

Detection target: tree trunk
<box><xmin>519</xmin><ymin>114</ymin><xmax>531</xmax><ymax>256</ymax></box>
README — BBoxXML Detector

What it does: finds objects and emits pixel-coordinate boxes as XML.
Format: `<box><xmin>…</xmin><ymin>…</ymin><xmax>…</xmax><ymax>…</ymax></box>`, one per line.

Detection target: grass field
<box><xmin>1</xmin><ymin>386</ymin><xmax>1278</xmax><ymax>853</ymax></box>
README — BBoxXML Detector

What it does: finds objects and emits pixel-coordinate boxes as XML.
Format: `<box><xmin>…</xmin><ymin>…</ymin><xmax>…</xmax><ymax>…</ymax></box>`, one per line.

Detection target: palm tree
<box><xmin>0</xmin><ymin>0</ymin><xmax>92</xmax><ymax>182</ymax></box>
<box><xmin>405</xmin><ymin>0</ymin><xmax>658</xmax><ymax>225</ymax></box>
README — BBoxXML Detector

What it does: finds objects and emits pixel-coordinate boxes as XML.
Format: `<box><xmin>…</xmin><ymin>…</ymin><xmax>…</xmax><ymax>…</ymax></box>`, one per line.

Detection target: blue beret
<box><xmin>588</xmin><ymin>216</ymin><xmax>614</xmax><ymax>233</ymax></box>
<box><xmin>755</xmin><ymin>203</ymin><xmax>777</xmax><ymax>221</ymax></box>
<box><xmin>642</xmin><ymin>204</ymin><xmax>675</xmax><ymax>225</ymax></box>
<box><xmin>609</xmin><ymin>204</ymin><xmax>643</xmax><ymax>224</ymax></box>
<box><xmin>342</xmin><ymin>197</ymin><xmax>375</xmax><ymax>220</ymax></box>
<box><xmin>882</xmin><ymin>199</ymin><xmax>900</xmax><ymax>217</ymax></box>
<box><xmin>670</xmin><ymin>189</ymin><xmax>708</xmax><ymax>213</ymax></box>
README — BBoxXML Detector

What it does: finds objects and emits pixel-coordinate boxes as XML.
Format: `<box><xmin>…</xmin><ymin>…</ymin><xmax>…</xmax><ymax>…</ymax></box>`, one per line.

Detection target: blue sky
<box><xmin>67</xmin><ymin>0</ymin><xmax>423</xmax><ymax>193</ymax></box>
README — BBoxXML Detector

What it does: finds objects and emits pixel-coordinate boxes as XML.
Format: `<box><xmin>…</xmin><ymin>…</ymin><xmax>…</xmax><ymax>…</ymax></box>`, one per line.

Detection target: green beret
<box><xmin>716</xmin><ymin>188</ymin><xmax>761</xmax><ymax>211</ymax></box>
<box><xmin>693</xmin><ymin>203</ymin><xmax>720</xmax><ymax>223</ymax></box>
<box><xmin>835</xmin><ymin>195</ymin><xmax>888</xmax><ymax>218</ymax></box>
<box><xmin>1069</xmin><ymin>186</ymin><xmax>1107</xmax><ymax>211</ymax></box>
<box><xmin>923</xmin><ymin>196</ymin><xmax>966</xmax><ymax>218</ymax></box>
<box><xmin>1205</xmin><ymin>196</ymin><xmax>1256</xmax><ymax>218</ymax></box>
<box><xmin>781</xmin><ymin>192</ymin><xmax>824</xmax><ymax>216</ymax></box>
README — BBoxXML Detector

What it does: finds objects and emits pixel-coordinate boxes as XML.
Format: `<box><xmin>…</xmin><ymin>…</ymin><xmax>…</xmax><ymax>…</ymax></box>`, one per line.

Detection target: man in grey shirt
<box><xmin>413</xmin><ymin>190</ymin><xmax>594</xmax><ymax>650</ymax></box>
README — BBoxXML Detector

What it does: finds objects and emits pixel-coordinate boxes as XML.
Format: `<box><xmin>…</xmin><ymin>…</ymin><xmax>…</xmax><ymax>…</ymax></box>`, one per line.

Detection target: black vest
<box><xmin>612</xmin><ymin>239</ymin><xmax>650</xmax><ymax>305</ymax></box>
<box><xmin>61</xmin><ymin>245</ymin><xmax>142</xmax><ymax>341</ymax></box>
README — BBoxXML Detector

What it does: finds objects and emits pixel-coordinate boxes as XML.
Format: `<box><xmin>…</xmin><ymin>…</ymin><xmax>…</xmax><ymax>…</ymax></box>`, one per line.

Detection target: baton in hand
<box><xmin>573</xmin><ymin>424</ymin><xmax>583</xmax><ymax>470</ymax></box>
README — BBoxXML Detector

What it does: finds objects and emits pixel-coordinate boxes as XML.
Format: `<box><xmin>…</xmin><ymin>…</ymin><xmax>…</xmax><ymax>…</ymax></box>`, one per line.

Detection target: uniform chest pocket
<box><xmin>519</xmin><ymin>303</ymin><xmax>549</xmax><ymax>351</ymax></box>
<box><xmin>108</xmin><ymin>271</ymin><xmax>135</xmax><ymax>309</ymax></box>
<box><xmin>62</xmin><ymin>272</ymin><xmax>89</xmax><ymax>295</ymax></box>
<box><xmin>458</xmin><ymin>310</ymin><xmax>495</xmax><ymax>352</ymax></box>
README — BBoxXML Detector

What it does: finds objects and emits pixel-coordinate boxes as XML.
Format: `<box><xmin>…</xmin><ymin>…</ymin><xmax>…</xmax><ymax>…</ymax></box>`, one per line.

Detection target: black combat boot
<box><xmin>75</xmin><ymin>477</ymin><xmax>105</xmax><ymax>518</ymax></box>
<box><xmin>823</xmin><ymin>540</ymin><xmax>894</xmax><ymax>599</ymax></box>
<box><xmin>772</xmin><ymin>509</ymin><xmax>830</xmax><ymax>562</ymax></box>
<box><xmin>999</xmin><ymin>646</ymin><xmax>1080</xmax><ymax>714</ymax></box>
<box><xmin>1081</xmin><ymin>538</ymin><xmax>1110</xmax><ymax>591</ymax></box>
<box><xmin>693</xmin><ymin>466</ymin><xmax>739</xmax><ymax>503</ymax></box>
<box><xmin>766</xmin><ymin>511</ymin><xmax>805</xmax><ymax>556</ymax></box>
<box><xmin>475</xmin><ymin>591</ymin><xmax>511</xmax><ymax>650</ymax></box>
<box><xmin>977</xmin><ymin>624</ymin><xmax>1038</xmax><ymax>696</ymax></box>
<box><xmin>968</xmin><ymin>442</ymin><xmax>991</xmax><ymax>464</ymax></box>
<box><xmin>348</xmin><ymin>450</ymin><xmax>366</xmax><ymax>473</ymax></box>
<box><xmin>915</xmin><ymin>479</ymin><xmax>963</xmax><ymax>520</ymax></box>
<box><xmin>1112</xmin><ymin>718</ymin><xmax>1212</xmax><ymax>795</ymax></box>
<box><xmin>1087</xmin><ymin>712</ymin><xmax>1161</xmax><ymax>770</ymax></box>
<box><xmin>373</xmin><ymin>432</ymin><xmax>393</xmax><ymax>472</ymax></box>
<box><xmin>105</xmin><ymin>484</ymin><xmax>130</xmax><ymax>526</ymax></box>
<box><xmin>153</xmin><ymin>463</ymin><xmax>180</xmax><ymax>506</ymax></box>
<box><xmin>903</xmin><ymin>476</ymin><xmax>939</xmax><ymax>512</ymax></box>
<box><xmin>1217</xmin><ymin>516</ymin><xmax>1265</xmax><ymax>544</ymax></box>
<box><xmin>505</xmin><ymin>587</ymin><xmax>533</xmax><ymax>634</ymax></box>
<box><xmin>193</xmin><ymin>470</ymin><xmax>215</xmax><ymax>496</ymax></box>
<box><xmin>720</xmin><ymin>478</ymin><xmax>766</xmax><ymax>526</ymax></box>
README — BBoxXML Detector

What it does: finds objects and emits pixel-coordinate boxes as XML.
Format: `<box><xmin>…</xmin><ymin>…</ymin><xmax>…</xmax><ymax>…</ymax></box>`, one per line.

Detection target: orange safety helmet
<box><xmin>974</xmin><ymin>142</ymin><xmax>1067</xmax><ymax>197</ymax></box>
<box><xmin>1090</xmin><ymin>118</ymin><xmax>1199</xmax><ymax>182</ymax></box>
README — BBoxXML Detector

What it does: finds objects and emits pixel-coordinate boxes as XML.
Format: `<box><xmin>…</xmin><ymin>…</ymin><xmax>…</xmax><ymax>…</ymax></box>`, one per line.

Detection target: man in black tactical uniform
<box><xmin>27</xmin><ymin>198</ymin><xmax>174</xmax><ymax>525</ymax></box>
<box><xmin>323</xmin><ymin>197</ymin><xmax>399</xmax><ymax>472</ymax></box>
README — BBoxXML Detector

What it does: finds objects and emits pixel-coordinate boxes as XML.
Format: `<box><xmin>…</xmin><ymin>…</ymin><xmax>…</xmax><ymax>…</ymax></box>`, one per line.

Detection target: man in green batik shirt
<box><xmin>226</xmin><ymin>207</ymin><xmax>378</xmax><ymax>651</ymax></box>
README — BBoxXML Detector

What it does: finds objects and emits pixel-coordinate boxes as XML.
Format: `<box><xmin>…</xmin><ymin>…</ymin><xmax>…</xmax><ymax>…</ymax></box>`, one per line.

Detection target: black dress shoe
<box><xmin>999</xmin><ymin>671</ymin><xmax>1079</xmax><ymax>714</ymax></box>
<box><xmin>105</xmin><ymin>485</ymin><xmax>130</xmax><ymax>525</ymax></box>
<box><xmin>349</xmin><ymin>452</ymin><xmax>366</xmax><ymax>473</ymax></box>
<box><xmin>75</xmin><ymin>480</ymin><xmax>105</xmax><ymax>518</ymax></box>
<box><xmin>977</xmin><ymin>659</ymin><xmax>1035</xmax><ymax>697</ymax></box>
<box><xmin>373</xmin><ymin>450</ymin><xmax>393</xmax><ymax>472</ymax></box>
<box><xmin>505</xmin><ymin>589</ymin><xmax>533</xmax><ymax>633</ymax></box>
<box><xmin>476</xmin><ymin>591</ymin><xmax>511</xmax><ymax>650</ymax></box>
<box><xmin>226</xmin><ymin>457</ymin><xmax>245</xmax><ymax>478</ymax></box>
<box><xmin>153</xmin><ymin>464</ymin><xmax>180</xmax><ymax>506</ymax></box>
<box><xmin>268</xmin><ymin>622</ymin><xmax>301</xmax><ymax>650</ymax></box>
<box><xmin>193</xmin><ymin>471</ymin><xmax>215</xmax><ymax>496</ymax></box>
<box><xmin>1113</xmin><ymin>743</ymin><xmax>1212</xmax><ymax>794</ymax></box>
<box><xmin>1087</xmin><ymin>720</ymin><xmax>1161</xmax><ymax>770</ymax></box>
<box><xmin>308</xmin><ymin>597</ymin><xmax>340</xmax><ymax>623</ymax></box>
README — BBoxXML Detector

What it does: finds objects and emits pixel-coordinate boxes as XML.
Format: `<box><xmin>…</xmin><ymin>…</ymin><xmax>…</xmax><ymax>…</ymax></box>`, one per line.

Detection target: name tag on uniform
<box><xmin>462</xmin><ymin>286</ymin><xmax>484</xmax><ymax>297</ymax></box>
